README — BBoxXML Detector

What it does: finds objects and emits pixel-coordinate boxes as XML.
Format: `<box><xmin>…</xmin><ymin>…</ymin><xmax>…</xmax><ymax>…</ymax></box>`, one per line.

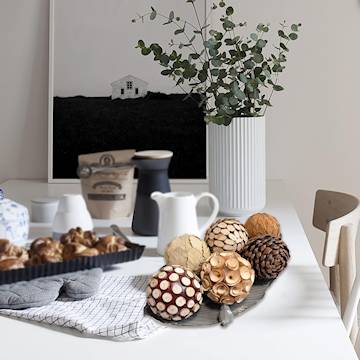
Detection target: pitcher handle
<box><xmin>196</xmin><ymin>192</ymin><xmax>219</xmax><ymax>236</ymax></box>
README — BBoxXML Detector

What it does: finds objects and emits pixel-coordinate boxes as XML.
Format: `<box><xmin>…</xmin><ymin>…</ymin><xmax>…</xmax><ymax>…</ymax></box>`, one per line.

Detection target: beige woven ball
<box><xmin>205</xmin><ymin>218</ymin><xmax>249</xmax><ymax>253</ymax></box>
<box><xmin>146</xmin><ymin>265</ymin><xmax>203</xmax><ymax>321</ymax></box>
<box><xmin>244</xmin><ymin>213</ymin><xmax>281</xmax><ymax>239</ymax></box>
<box><xmin>165</xmin><ymin>234</ymin><xmax>210</xmax><ymax>274</ymax></box>
<box><xmin>200</xmin><ymin>251</ymin><xmax>255</xmax><ymax>305</ymax></box>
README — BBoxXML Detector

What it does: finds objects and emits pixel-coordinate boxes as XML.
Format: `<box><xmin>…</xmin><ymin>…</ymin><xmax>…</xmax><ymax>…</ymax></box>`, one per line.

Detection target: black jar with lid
<box><xmin>131</xmin><ymin>150</ymin><xmax>172</xmax><ymax>236</ymax></box>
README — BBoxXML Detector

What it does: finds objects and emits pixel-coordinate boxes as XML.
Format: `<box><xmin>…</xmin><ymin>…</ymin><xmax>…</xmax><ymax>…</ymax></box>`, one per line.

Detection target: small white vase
<box><xmin>208</xmin><ymin>116</ymin><xmax>266</xmax><ymax>215</ymax></box>
<box><xmin>52</xmin><ymin>194</ymin><xmax>93</xmax><ymax>239</ymax></box>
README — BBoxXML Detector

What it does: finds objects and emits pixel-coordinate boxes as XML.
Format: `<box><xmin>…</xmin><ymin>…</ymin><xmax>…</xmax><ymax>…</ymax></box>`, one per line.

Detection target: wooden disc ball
<box><xmin>244</xmin><ymin>213</ymin><xmax>281</xmax><ymax>239</ymax></box>
<box><xmin>200</xmin><ymin>251</ymin><xmax>255</xmax><ymax>305</ymax></box>
<box><xmin>146</xmin><ymin>265</ymin><xmax>203</xmax><ymax>321</ymax></box>
<box><xmin>205</xmin><ymin>218</ymin><xmax>249</xmax><ymax>253</ymax></box>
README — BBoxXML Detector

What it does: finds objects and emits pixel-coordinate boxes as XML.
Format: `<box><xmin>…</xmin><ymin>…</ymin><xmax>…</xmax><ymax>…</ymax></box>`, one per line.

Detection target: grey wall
<box><xmin>0</xmin><ymin>0</ymin><xmax>49</xmax><ymax>182</ymax></box>
<box><xmin>1</xmin><ymin>0</ymin><xmax>360</xmax><ymax>269</ymax></box>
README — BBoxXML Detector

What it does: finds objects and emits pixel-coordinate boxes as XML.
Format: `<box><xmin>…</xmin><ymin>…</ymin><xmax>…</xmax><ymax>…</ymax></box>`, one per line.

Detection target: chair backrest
<box><xmin>313</xmin><ymin>190</ymin><xmax>360</xmax><ymax>267</ymax></box>
<box><xmin>313</xmin><ymin>189</ymin><xmax>360</xmax><ymax>341</ymax></box>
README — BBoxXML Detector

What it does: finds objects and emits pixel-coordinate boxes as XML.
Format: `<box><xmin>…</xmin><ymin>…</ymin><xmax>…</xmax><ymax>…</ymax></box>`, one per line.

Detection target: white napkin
<box><xmin>0</xmin><ymin>274</ymin><xmax>163</xmax><ymax>341</ymax></box>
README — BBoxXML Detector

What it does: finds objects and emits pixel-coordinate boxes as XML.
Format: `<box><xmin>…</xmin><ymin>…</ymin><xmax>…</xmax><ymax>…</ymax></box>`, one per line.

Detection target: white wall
<box><xmin>53</xmin><ymin>0</ymin><xmax>205</xmax><ymax>96</ymax></box>
<box><xmin>1</xmin><ymin>0</ymin><xmax>360</xmax><ymax>273</ymax></box>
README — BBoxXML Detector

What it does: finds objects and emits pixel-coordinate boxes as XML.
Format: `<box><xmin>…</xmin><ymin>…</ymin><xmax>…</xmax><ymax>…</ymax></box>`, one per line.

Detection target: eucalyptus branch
<box><xmin>190</xmin><ymin>1</ymin><xmax>215</xmax><ymax>86</ymax></box>
<box><xmin>133</xmin><ymin>1</ymin><xmax>301</xmax><ymax>125</ymax></box>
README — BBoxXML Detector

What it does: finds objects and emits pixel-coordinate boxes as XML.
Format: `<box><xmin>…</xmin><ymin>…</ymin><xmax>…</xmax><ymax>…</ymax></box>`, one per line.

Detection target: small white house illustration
<box><xmin>111</xmin><ymin>75</ymin><xmax>148</xmax><ymax>100</ymax></box>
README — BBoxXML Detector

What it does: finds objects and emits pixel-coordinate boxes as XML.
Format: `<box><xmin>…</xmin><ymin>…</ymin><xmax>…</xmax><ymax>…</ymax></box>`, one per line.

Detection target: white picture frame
<box><xmin>47</xmin><ymin>0</ymin><xmax>209</xmax><ymax>184</ymax></box>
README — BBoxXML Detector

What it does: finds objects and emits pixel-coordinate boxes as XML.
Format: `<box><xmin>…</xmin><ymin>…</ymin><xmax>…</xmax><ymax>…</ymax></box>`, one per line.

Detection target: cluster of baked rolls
<box><xmin>0</xmin><ymin>239</ymin><xmax>29</xmax><ymax>270</ymax></box>
<box><xmin>0</xmin><ymin>227</ymin><xmax>128</xmax><ymax>270</ymax></box>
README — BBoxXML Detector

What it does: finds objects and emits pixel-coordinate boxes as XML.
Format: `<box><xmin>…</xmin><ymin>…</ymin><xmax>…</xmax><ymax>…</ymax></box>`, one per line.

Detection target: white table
<box><xmin>0</xmin><ymin>179</ymin><xmax>358</xmax><ymax>359</ymax></box>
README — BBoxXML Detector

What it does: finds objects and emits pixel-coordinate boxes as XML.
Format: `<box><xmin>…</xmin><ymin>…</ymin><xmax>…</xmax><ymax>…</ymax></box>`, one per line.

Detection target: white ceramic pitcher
<box><xmin>151</xmin><ymin>191</ymin><xmax>219</xmax><ymax>255</ymax></box>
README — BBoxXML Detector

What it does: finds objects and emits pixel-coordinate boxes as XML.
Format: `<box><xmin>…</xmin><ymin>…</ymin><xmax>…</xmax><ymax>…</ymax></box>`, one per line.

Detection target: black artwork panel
<box><xmin>53</xmin><ymin>93</ymin><xmax>206</xmax><ymax>179</ymax></box>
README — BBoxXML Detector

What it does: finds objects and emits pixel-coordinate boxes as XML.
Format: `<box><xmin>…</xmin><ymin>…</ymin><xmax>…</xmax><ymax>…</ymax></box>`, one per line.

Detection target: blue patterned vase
<box><xmin>0</xmin><ymin>189</ymin><xmax>29</xmax><ymax>245</ymax></box>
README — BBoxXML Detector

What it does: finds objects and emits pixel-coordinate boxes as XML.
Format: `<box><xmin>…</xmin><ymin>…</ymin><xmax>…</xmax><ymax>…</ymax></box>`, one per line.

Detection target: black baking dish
<box><xmin>0</xmin><ymin>242</ymin><xmax>145</xmax><ymax>285</ymax></box>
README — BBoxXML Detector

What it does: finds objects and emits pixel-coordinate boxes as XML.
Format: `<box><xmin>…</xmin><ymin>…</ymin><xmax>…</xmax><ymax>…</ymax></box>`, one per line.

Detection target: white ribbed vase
<box><xmin>208</xmin><ymin>116</ymin><xmax>266</xmax><ymax>215</ymax></box>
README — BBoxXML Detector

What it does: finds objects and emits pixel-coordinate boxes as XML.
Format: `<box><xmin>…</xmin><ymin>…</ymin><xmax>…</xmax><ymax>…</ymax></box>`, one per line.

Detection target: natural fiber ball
<box><xmin>146</xmin><ymin>265</ymin><xmax>203</xmax><ymax>321</ymax></box>
<box><xmin>241</xmin><ymin>235</ymin><xmax>290</xmax><ymax>279</ymax></box>
<box><xmin>200</xmin><ymin>251</ymin><xmax>255</xmax><ymax>305</ymax></box>
<box><xmin>205</xmin><ymin>218</ymin><xmax>249</xmax><ymax>253</ymax></box>
<box><xmin>165</xmin><ymin>234</ymin><xmax>210</xmax><ymax>274</ymax></box>
<box><xmin>244</xmin><ymin>213</ymin><xmax>281</xmax><ymax>238</ymax></box>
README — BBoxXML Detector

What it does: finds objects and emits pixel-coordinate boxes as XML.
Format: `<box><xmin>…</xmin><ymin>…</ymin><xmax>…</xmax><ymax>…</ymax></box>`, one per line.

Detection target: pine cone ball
<box><xmin>165</xmin><ymin>234</ymin><xmax>210</xmax><ymax>274</ymax></box>
<box><xmin>146</xmin><ymin>265</ymin><xmax>203</xmax><ymax>321</ymax></box>
<box><xmin>241</xmin><ymin>235</ymin><xmax>290</xmax><ymax>279</ymax></box>
<box><xmin>205</xmin><ymin>218</ymin><xmax>249</xmax><ymax>253</ymax></box>
<box><xmin>244</xmin><ymin>213</ymin><xmax>281</xmax><ymax>238</ymax></box>
<box><xmin>200</xmin><ymin>251</ymin><xmax>255</xmax><ymax>305</ymax></box>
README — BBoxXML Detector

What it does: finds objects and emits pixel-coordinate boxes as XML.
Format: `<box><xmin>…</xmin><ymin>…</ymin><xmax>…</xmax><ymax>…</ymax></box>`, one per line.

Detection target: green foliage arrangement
<box><xmin>132</xmin><ymin>0</ymin><xmax>301</xmax><ymax>125</ymax></box>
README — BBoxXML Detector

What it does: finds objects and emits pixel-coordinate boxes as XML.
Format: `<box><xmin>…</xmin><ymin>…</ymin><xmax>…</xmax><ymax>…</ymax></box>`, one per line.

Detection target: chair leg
<box><xmin>330</xmin><ymin>266</ymin><xmax>340</xmax><ymax>306</ymax></box>
<box><xmin>339</xmin><ymin>226</ymin><xmax>358</xmax><ymax>344</ymax></box>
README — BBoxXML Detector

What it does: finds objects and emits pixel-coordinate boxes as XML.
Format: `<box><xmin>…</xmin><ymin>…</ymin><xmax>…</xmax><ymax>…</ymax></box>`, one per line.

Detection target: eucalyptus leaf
<box><xmin>278</xmin><ymin>30</ymin><xmax>288</xmax><ymax>40</ymax></box>
<box><xmin>229</xmin><ymin>67</ymin><xmax>238</xmax><ymax>77</ymax></box>
<box><xmin>256</xmin><ymin>39</ymin><xmax>267</xmax><ymax>48</ymax></box>
<box><xmin>253</xmin><ymin>53</ymin><xmax>264</xmax><ymax>63</ymax></box>
<box><xmin>244</xmin><ymin>59</ymin><xmax>255</xmax><ymax>69</ymax></box>
<box><xmin>239</xmin><ymin>73</ymin><xmax>248</xmax><ymax>83</ymax></box>
<box><xmin>150</xmin><ymin>10</ymin><xmax>157</xmax><ymax>20</ymax></box>
<box><xmin>232</xmin><ymin>81</ymin><xmax>246</xmax><ymax>100</ymax></box>
<box><xmin>273</xmin><ymin>84</ymin><xmax>284</xmax><ymax>91</ymax></box>
<box><xmin>210</xmin><ymin>68</ymin><xmax>220</xmax><ymax>76</ymax></box>
<box><xmin>250</xmin><ymin>33</ymin><xmax>258</xmax><ymax>41</ymax></box>
<box><xmin>169</xmin><ymin>50</ymin><xmax>177</xmax><ymax>61</ymax></box>
<box><xmin>226</xmin><ymin>6</ymin><xmax>234</xmax><ymax>15</ymax></box>
<box><xmin>229</xmin><ymin>96</ymin><xmax>238</xmax><ymax>106</ymax></box>
<box><xmin>211</xmin><ymin>58</ymin><xmax>222</xmax><ymax>67</ymax></box>
<box><xmin>198</xmin><ymin>70</ymin><xmax>207</xmax><ymax>82</ymax></box>
<box><xmin>280</xmin><ymin>42</ymin><xmax>289</xmax><ymax>52</ymax></box>
<box><xmin>190</xmin><ymin>53</ymin><xmax>200</xmax><ymax>59</ymax></box>
<box><xmin>141</xmin><ymin>47</ymin><xmax>151</xmax><ymax>55</ymax></box>
<box><xmin>161</xmin><ymin>69</ymin><xmax>172</xmax><ymax>75</ymax></box>
<box><xmin>223</xmin><ymin>18</ymin><xmax>235</xmax><ymax>30</ymax></box>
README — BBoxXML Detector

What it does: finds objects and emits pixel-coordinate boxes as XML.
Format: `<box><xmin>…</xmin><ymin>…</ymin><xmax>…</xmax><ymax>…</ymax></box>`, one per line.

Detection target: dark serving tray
<box><xmin>146</xmin><ymin>278</ymin><xmax>274</xmax><ymax>327</ymax></box>
<box><xmin>0</xmin><ymin>242</ymin><xmax>145</xmax><ymax>285</ymax></box>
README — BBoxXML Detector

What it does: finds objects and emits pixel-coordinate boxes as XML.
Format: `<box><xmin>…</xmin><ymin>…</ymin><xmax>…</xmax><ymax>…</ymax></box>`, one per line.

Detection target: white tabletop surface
<box><xmin>0</xmin><ymin>179</ymin><xmax>358</xmax><ymax>359</ymax></box>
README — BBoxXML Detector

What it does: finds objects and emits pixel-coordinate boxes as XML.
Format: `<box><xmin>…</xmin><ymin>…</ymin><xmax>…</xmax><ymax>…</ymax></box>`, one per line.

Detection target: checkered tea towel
<box><xmin>0</xmin><ymin>274</ymin><xmax>163</xmax><ymax>341</ymax></box>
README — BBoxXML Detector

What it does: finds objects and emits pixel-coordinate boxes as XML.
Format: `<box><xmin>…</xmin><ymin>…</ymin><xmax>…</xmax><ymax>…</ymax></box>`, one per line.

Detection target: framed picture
<box><xmin>48</xmin><ymin>0</ymin><xmax>209</xmax><ymax>183</ymax></box>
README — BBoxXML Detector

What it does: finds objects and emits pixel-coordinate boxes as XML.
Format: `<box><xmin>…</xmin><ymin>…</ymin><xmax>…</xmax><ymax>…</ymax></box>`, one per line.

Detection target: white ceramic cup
<box><xmin>52</xmin><ymin>194</ymin><xmax>93</xmax><ymax>239</ymax></box>
<box><xmin>31</xmin><ymin>197</ymin><xmax>59</xmax><ymax>223</ymax></box>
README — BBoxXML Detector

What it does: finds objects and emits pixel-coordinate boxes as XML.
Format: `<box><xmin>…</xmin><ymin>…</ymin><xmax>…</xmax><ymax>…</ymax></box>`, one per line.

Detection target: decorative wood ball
<box><xmin>240</xmin><ymin>234</ymin><xmax>290</xmax><ymax>279</ymax></box>
<box><xmin>165</xmin><ymin>234</ymin><xmax>210</xmax><ymax>274</ymax></box>
<box><xmin>244</xmin><ymin>213</ymin><xmax>281</xmax><ymax>239</ymax></box>
<box><xmin>200</xmin><ymin>251</ymin><xmax>255</xmax><ymax>305</ymax></box>
<box><xmin>146</xmin><ymin>265</ymin><xmax>203</xmax><ymax>321</ymax></box>
<box><xmin>205</xmin><ymin>218</ymin><xmax>249</xmax><ymax>253</ymax></box>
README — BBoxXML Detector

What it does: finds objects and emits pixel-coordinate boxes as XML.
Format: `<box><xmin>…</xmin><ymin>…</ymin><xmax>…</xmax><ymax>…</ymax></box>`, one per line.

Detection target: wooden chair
<box><xmin>313</xmin><ymin>189</ymin><xmax>360</xmax><ymax>344</ymax></box>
